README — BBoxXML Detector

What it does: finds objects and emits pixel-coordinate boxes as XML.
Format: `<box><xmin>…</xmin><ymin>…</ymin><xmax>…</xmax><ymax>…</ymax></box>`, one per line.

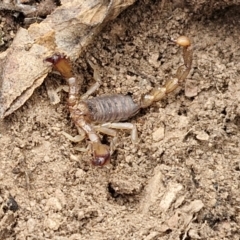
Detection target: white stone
<box><xmin>152</xmin><ymin>126</ymin><xmax>165</xmax><ymax>141</ymax></box>
<box><xmin>45</xmin><ymin>197</ymin><xmax>62</xmax><ymax>211</ymax></box>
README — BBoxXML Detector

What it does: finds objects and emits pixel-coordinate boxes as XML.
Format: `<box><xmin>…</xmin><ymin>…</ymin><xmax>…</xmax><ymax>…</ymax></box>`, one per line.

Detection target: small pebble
<box><xmin>44</xmin><ymin>217</ymin><xmax>60</xmax><ymax>230</ymax></box>
<box><xmin>27</xmin><ymin>218</ymin><xmax>36</xmax><ymax>233</ymax></box>
<box><xmin>195</xmin><ymin>131</ymin><xmax>209</xmax><ymax>141</ymax></box>
<box><xmin>152</xmin><ymin>126</ymin><xmax>165</xmax><ymax>141</ymax></box>
<box><xmin>45</xmin><ymin>197</ymin><xmax>62</xmax><ymax>211</ymax></box>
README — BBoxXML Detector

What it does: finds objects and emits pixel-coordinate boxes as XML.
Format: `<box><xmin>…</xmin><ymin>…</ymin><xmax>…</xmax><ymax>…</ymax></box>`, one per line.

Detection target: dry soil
<box><xmin>0</xmin><ymin>1</ymin><xmax>240</xmax><ymax>239</ymax></box>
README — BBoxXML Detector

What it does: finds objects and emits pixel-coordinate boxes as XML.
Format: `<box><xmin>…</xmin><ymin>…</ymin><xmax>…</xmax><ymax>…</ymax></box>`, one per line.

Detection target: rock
<box><xmin>152</xmin><ymin>126</ymin><xmax>165</xmax><ymax>142</ymax></box>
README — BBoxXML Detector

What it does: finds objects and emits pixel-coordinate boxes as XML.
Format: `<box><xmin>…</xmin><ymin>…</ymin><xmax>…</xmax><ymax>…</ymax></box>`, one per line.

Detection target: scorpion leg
<box><xmin>101</xmin><ymin>122</ymin><xmax>138</xmax><ymax>143</ymax></box>
<box><xmin>94</xmin><ymin>125</ymin><xmax>118</xmax><ymax>155</ymax></box>
<box><xmin>94</xmin><ymin>122</ymin><xmax>138</xmax><ymax>156</ymax></box>
<box><xmin>141</xmin><ymin>36</ymin><xmax>193</xmax><ymax>108</ymax></box>
<box><xmin>61</xmin><ymin>131</ymin><xmax>85</xmax><ymax>143</ymax></box>
<box><xmin>94</xmin><ymin>125</ymin><xmax>117</xmax><ymax>137</ymax></box>
<box><xmin>80</xmin><ymin>59</ymin><xmax>101</xmax><ymax>100</ymax></box>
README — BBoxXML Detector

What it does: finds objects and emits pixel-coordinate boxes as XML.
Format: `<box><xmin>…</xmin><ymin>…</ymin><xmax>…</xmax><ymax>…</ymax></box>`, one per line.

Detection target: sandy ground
<box><xmin>0</xmin><ymin>1</ymin><xmax>240</xmax><ymax>239</ymax></box>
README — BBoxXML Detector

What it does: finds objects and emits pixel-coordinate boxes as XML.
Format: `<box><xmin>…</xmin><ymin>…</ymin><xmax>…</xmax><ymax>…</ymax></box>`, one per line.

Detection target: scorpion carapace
<box><xmin>46</xmin><ymin>36</ymin><xmax>193</xmax><ymax>166</ymax></box>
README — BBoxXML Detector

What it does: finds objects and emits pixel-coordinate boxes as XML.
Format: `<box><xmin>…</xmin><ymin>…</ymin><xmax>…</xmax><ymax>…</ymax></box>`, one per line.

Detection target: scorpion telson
<box><xmin>45</xmin><ymin>36</ymin><xmax>193</xmax><ymax>166</ymax></box>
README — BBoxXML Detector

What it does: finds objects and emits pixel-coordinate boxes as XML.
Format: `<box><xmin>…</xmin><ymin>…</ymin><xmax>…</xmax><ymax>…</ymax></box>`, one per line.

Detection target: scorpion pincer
<box><xmin>45</xmin><ymin>36</ymin><xmax>193</xmax><ymax>166</ymax></box>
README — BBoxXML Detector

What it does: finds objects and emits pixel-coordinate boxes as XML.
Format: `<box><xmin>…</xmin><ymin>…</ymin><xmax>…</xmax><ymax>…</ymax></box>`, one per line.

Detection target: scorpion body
<box><xmin>83</xmin><ymin>94</ymin><xmax>140</xmax><ymax>123</ymax></box>
<box><xmin>46</xmin><ymin>36</ymin><xmax>193</xmax><ymax>166</ymax></box>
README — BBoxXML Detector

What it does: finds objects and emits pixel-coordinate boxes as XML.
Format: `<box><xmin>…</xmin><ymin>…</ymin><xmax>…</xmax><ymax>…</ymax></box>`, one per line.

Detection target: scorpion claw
<box><xmin>91</xmin><ymin>143</ymin><xmax>110</xmax><ymax>166</ymax></box>
<box><xmin>45</xmin><ymin>54</ymin><xmax>73</xmax><ymax>79</ymax></box>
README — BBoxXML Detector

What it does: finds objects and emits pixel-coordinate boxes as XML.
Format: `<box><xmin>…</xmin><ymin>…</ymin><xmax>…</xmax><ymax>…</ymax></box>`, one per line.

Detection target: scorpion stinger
<box><xmin>46</xmin><ymin>36</ymin><xmax>193</xmax><ymax>166</ymax></box>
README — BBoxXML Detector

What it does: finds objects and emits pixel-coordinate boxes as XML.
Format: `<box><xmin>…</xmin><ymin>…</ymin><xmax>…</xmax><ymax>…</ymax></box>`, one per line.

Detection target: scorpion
<box><xmin>46</xmin><ymin>36</ymin><xmax>193</xmax><ymax>166</ymax></box>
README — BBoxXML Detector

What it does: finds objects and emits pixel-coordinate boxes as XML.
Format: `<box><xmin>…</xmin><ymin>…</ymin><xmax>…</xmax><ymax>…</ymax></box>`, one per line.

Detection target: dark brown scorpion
<box><xmin>46</xmin><ymin>36</ymin><xmax>193</xmax><ymax>166</ymax></box>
